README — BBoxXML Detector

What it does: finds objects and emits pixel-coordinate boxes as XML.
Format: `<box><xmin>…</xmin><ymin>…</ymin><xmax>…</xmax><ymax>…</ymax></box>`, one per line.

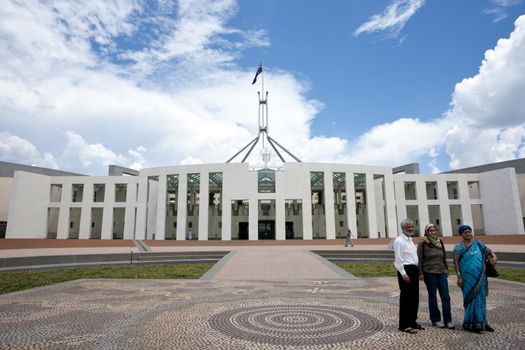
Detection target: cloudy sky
<box><xmin>1</xmin><ymin>0</ymin><xmax>525</xmax><ymax>175</ymax></box>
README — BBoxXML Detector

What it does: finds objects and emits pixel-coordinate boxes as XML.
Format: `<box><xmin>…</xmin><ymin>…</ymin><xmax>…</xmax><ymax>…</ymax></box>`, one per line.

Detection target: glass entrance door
<box><xmin>258</xmin><ymin>220</ymin><xmax>275</xmax><ymax>240</ymax></box>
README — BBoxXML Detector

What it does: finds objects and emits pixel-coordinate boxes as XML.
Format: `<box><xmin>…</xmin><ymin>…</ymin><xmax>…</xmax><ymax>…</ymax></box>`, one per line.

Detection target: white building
<box><xmin>4</xmin><ymin>158</ymin><xmax>525</xmax><ymax>240</ymax></box>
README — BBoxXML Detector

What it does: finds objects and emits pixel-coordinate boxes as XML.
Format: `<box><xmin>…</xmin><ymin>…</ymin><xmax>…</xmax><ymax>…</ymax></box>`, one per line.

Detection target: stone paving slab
<box><xmin>0</xmin><ymin>277</ymin><xmax>523</xmax><ymax>349</ymax></box>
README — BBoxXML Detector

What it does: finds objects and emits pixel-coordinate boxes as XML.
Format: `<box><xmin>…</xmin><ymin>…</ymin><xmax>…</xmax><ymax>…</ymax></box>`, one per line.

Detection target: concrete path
<box><xmin>201</xmin><ymin>247</ymin><xmax>352</xmax><ymax>281</ymax></box>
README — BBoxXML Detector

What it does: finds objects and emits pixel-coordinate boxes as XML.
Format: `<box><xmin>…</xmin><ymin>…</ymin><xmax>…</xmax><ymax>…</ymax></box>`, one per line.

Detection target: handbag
<box><xmin>484</xmin><ymin>255</ymin><xmax>499</xmax><ymax>278</ymax></box>
<box><xmin>476</xmin><ymin>241</ymin><xmax>499</xmax><ymax>278</ymax></box>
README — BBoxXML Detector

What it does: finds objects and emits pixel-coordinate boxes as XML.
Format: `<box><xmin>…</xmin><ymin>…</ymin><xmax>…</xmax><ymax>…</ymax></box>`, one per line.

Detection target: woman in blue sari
<box><xmin>453</xmin><ymin>225</ymin><xmax>497</xmax><ymax>333</ymax></box>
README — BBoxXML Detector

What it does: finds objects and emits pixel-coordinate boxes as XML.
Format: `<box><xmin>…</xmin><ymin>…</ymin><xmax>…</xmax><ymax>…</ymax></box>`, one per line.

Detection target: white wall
<box><xmin>6</xmin><ymin>172</ymin><xmax>50</xmax><ymax>238</ymax></box>
<box><xmin>479</xmin><ymin>168</ymin><xmax>524</xmax><ymax>234</ymax></box>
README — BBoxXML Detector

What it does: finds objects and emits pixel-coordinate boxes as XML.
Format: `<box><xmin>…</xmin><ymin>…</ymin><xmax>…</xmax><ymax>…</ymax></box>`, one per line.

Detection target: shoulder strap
<box><xmin>475</xmin><ymin>240</ymin><xmax>487</xmax><ymax>256</ymax></box>
<box><xmin>440</xmin><ymin>239</ymin><xmax>448</xmax><ymax>269</ymax></box>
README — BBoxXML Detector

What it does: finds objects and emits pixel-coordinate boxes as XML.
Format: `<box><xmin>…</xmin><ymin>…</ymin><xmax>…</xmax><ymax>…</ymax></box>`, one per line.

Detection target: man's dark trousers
<box><xmin>397</xmin><ymin>264</ymin><xmax>419</xmax><ymax>330</ymax></box>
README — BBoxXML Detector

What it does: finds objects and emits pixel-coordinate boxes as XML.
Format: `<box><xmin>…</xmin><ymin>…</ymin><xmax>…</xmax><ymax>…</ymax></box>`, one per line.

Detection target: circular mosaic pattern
<box><xmin>209</xmin><ymin>305</ymin><xmax>383</xmax><ymax>346</ymax></box>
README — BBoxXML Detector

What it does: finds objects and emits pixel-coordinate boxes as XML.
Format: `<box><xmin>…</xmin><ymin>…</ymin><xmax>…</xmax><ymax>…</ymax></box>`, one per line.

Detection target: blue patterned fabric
<box><xmin>453</xmin><ymin>240</ymin><xmax>488</xmax><ymax>331</ymax></box>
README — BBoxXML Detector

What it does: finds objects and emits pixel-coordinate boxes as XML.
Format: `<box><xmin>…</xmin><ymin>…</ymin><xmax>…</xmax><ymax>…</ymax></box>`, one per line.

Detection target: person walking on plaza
<box><xmin>394</xmin><ymin>218</ymin><xmax>423</xmax><ymax>334</ymax></box>
<box><xmin>454</xmin><ymin>225</ymin><xmax>497</xmax><ymax>333</ymax></box>
<box><xmin>418</xmin><ymin>224</ymin><xmax>454</xmax><ymax>329</ymax></box>
<box><xmin>345</xmin><ymin>228</ymin><xmax>354</xmax><ymax>247</ymax></box>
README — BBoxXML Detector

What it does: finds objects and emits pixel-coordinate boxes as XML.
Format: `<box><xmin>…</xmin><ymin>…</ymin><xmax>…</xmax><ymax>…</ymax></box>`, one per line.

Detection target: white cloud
<box><xmin>180</xmin><ymin>156</ymin><xmax>204</xmax><ymax>165</ymax></box>
<box><xmin>61</xmin><ymin>131</ymin><xmax>127</xmax><ymax>169</ymax></box>
<box><xmin>345</xmin><ymin>118</ymin><xmax>448</xmax><ymax>167</ymax></box>
<box><xmin>443</xmin><ymin>15</ymin><xmax>525</xmax><ymax>168</ymax></box>
<box><xmin>354</xmin><ymin>0</ymin><xmax>425</xmax><ymax>38</ymax></box>
<box><xmin>484</xmin><ymin>0</ymin><xmax>523</xmax><ymax>22</ymax></box>
<box><xmin>0</xmin><ymin>132</ymin><xmax>58</xmax><ymax>169</ymax></box>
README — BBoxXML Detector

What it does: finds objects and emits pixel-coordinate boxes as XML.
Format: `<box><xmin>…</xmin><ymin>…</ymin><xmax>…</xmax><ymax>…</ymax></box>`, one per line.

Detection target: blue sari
<box><xmin>453</xmin><ymin>240</ymin><xmax>488</xmax><ymax>331</ymax></box>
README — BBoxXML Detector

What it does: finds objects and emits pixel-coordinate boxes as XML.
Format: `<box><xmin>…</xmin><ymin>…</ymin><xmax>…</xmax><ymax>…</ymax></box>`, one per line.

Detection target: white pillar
<box><xmin>276</xmin><ymin>198</ymin><xmax>286</xmax><ymax>240</ymax></box>
<box><xmin>56</xmin><ymin>183</ymin><xmax>71</xmax><ymax>239</ymax></box>
<box><xmin>303</xmin><ymin>175</ymin><xmax>313</xmax><ymax>240</ymax></box>
<box><xmin>101</xmin><ymin>183</ymin><xmax>115</xmax><ymax>240</ymax></box>
<box><xmin>249</xmin><ymin>198</ymin><xmax>258</xmax><ymax>240</ymax></box>
<box><xmin>222</xmin><ymin>196</ymin><xmax>232</xmax><ymax>240</ymax></box>
<box><xmin>123</xmin><ymin>182</ymin><xmax>137</xmax><ymax>240</ymax></box>
<box><xmin>366</xmin><ymin>173</ymin><xmax>378</xmax><ymax>238</ymax></box>
<box><xmin>345</xmin><ymin>171</ymin><xmax>357</xmax><ymax>235</ymax></box>
<box><xmin>199</xmin><ymin>172</ymin><xmax>209</xmax><ymax>240</ymax></box>
<box><xmin>176</xmin><ymin>173</ymin><xmax>188</xmax><ymax>241</ymax></box>
<box><xmin>155</xmin><ymin>174</ymin><xmax>167</xmax><ymax>240</ymax></box>
<box><xmin>384</xmin><ymin>173</ymin><xmax>398</xmax><ymax>237</ymax></box>
<box><xmin>459</xmin><ymin>179</ymin><xmax>473</xmax><ymax>231</ymax></box>
<box><xmin>135</xmin><ymin>177</ymin><xmax>148</xmax><ymax>240</ymax></box>
<box><xmin>437</xmin><ymin>179</ymin><xmax>452</xmax><ymax>236</ymax></box>
<box><xmin>416</xmin><ymin>180</ymin><xmax>429</xmax><ymax>231</ymax></box>
<box><xmin>324</xmin><ymin>171</ymin><xmax>336</xmax><ymax>240</ymax></box>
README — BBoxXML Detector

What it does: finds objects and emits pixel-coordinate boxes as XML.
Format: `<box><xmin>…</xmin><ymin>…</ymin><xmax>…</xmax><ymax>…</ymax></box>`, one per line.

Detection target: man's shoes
<box><xmin>411</xmin><ymin>323</ymin><xmax>425</xmax><ymax>330</ymax></box>
<box><xmin>400</xmin><ymin>327</ymin><xmax>417</xmax><ymax>334</ymax></box>
<box><xmin>446</xmin><ymin>322</ymin><xmax>455</xmax><ymax>329</ymax></box>
<box><xmin>432</xmin><ymin>321</ymin><xmax>445</xmax><ymax>328</ymax></box>
<box><xmin>485</xmin><ymin>324</ymin><xmax>495</xmax><ymax>332</ymax></box>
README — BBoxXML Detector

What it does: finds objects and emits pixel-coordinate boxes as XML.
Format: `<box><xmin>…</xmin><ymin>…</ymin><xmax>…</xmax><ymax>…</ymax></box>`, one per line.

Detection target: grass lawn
<box><xmin>0</xmin><ymin>263</ymin><xmax>213</xmax><ymax>295</ymax></box>
<box><xmin>336</xmin><ymin>262</ymin><xmax>525</xmax><ymax>283</ymax></box>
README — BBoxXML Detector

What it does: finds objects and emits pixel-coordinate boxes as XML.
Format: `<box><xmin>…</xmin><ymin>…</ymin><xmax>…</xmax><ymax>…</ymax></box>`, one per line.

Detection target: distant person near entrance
<box><xmin>345</xmin><ymin>228</ymin><xmax>354</xmax><ymax>247</ymax></box>
<box><xmin>187</xmin><ymin>228</ymin><xmax>193</xmax><ymax>240</ymax></box>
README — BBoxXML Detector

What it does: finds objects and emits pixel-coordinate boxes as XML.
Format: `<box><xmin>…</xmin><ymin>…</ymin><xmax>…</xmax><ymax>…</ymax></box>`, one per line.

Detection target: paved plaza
<box><xmin>0</xmin><ymin>243</ymin><xmax>524</xmax><ymax>349</ymax></box>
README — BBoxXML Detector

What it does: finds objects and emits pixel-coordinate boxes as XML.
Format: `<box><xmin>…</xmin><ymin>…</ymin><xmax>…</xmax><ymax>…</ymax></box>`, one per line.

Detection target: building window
<box><xmin>115</xmin><ymin>184</ymin><xmax>127</xmax><ymax>202</ymax></box>
<box><xmin>94</xmin><ymin>184</ymin><xmax>105</xmax><ymax>202</ymax></box>
<box><xmin>447</xmin><ymin>181</ymin><xmax>459</xmax><ymax>200</ymax></box>
<box><xmin>425</xmin><ymin>182</ymin><xmax>438</xmax><ymax>200</ymax></box>
<box><xmin>50</xmin><ymin>184</ymin><xmax>62</xmax><ymax>202</ymax></box>
<box><xmin>258</xmin><ymin>169</ymin><xmax>275</xmax><ymax>193</ymax></box>
<box><xmin>404</xmin><ymin>182</ymin><xmax>416</xmax><ymax>200</ymax></box>
<box><xmin>72</xmin><ymin>184</ymin><xmax>84</xmax><ymax>202</ymax></box>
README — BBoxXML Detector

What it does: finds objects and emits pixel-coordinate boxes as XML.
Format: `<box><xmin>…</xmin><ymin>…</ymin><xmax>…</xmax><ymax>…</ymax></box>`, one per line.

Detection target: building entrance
<box><xmin>286</xmin><ymin>222</ymin><xmax>294</xmax><ymax>239</ymax></box>
<box><xmin>258</xmin><ymin>220</ymin><xmax>275</xmax><ymax>240</ymax></box>
<box><xmin>238</xmin><ymin>222</ymin><xmax>249</xmax><ymax>240</ymax></box>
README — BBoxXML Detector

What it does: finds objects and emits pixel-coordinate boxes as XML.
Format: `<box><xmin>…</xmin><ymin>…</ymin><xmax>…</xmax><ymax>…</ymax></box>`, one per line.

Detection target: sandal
<box><xmin>400</xmin><ymin>327</ymin><xmax>417</xmax><ymax>334</ymax></box>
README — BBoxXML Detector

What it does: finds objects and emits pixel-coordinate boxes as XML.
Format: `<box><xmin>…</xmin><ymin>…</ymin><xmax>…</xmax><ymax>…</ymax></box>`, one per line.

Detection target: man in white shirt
<box><xmin>393</xmin><ymin>218</ymin><xmax>423</xmax><ymax>333</ymax></box>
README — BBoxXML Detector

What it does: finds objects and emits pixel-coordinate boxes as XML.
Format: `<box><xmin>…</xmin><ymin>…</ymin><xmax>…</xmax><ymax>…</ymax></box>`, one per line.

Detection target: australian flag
<box><xmin>252</xmin><ymin>63</ymin><xmax>263</xmax><ymax>84</ymax></box>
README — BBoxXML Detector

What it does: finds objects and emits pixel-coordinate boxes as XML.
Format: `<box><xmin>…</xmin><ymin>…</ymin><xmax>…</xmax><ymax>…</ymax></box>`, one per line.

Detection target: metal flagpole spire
<box><xmin>226</xmin><ymin>62</ymin><xmax>301</xmax><ymax>165</ymax></box>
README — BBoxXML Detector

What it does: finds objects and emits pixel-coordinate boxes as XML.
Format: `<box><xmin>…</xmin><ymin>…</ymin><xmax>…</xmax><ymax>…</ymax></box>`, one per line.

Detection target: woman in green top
<box><xmin>418</xmin><ymin>224</ymin><xmax>454</xmax><ymax>329</ymax></box>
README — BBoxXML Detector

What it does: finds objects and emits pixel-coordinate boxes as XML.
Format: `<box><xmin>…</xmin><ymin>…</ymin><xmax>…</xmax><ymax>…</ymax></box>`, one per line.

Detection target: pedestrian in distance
<box><xmin>345</xmin><ymin>228</ymin><xmax>354</xmax><ymax>247</ymax></box>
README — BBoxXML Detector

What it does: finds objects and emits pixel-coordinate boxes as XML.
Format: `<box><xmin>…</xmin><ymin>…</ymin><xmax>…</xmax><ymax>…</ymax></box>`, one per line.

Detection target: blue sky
<box><xmin>1</xmin><ymin>0</ymin><xmax>525</xmax><ymax>175</ymax></box>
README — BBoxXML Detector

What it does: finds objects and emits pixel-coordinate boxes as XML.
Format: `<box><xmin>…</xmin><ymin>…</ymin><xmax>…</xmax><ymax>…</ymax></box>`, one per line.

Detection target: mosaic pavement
<box><xmin>0</xmin><ymin>277</ymin><xmax>524</xmax><ymax>350</ymax></box>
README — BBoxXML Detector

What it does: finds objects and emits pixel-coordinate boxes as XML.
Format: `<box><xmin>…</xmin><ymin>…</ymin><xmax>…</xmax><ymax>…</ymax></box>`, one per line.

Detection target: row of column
<box><xmin>134</xmin><ymin>170</ymin><xmax>399</xmax><ymax>240</ymax></box>
<box><xmin>394</xmin><ymin>178</ymin><xmax>478</xmax><ymax>236</ymax></box>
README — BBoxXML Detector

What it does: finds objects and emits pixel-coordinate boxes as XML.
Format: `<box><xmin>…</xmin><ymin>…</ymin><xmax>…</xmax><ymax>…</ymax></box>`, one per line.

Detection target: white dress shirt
<box><xmin>393</xmin><ymin>233</ymin><xmax>418</xmax><ymax>276</ymax></box>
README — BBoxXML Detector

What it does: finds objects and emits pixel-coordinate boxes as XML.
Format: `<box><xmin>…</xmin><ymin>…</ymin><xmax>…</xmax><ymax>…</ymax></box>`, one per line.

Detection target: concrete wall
<box><xmin>479</xmin><ymin>168</ymin><xmax>525</xmax><ymax>234</ymax></box>
<box><xmin>0</xmin><ymin>178</ymin><xmax>12</xmax><ymax>222</ymax></box>
<box><xmin>517</xmin><ymin>174</ymin><xmax>525</xmax><ymax>219</ymax></box>
<box><xmin>6</xmin><ymin>172</ymin><xmax>51</xmax><ymax>238</ymax></box>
